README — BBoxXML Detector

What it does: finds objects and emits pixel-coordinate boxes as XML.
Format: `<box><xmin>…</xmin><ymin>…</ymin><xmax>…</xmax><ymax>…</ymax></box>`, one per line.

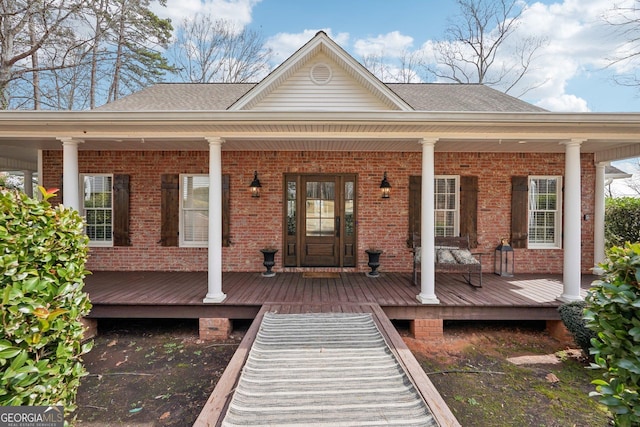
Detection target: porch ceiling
<box><xmin>1</xmin><ymin>110</ymin><xmax>640</xmax><ymax>169</ymax></box>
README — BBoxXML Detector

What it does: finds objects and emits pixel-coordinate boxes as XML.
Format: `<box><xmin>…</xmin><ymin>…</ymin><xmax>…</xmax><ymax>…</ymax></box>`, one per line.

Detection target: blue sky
<box><xmin>156</xmin><ymin>0</ymin><xmax>640</xmax><ymax>113</ymax></box>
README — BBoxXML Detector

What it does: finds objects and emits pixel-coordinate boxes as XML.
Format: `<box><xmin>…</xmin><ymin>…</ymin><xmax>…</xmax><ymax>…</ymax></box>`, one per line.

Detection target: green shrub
<box><xmin>0</xmin><ymin>187</ymin><xmax>92</xmax><ymax>421</ymax></box>
<box><xmin>584</xmin><ymin>243</ymin><xmax>640</xmax><ymax>426</ymax></box>
<box><xmin>605</xmin><ymin>197</ymin><xmax>640</xmax><ymax>248</ymax></box>
<box><xmin>558</xmin><ymin>301</ymin><xmax>596</xmax><ymax>358</ymax></box>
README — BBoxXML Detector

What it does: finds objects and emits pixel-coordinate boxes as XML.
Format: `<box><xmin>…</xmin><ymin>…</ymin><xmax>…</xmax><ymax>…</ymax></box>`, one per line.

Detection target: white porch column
<box><xmin>417</xmin><ymin>138</ymin><xmax>440</xmax><ymax>304</ymax></box>
<box><xmin>559</xmin><ymin>139</ymin><xmax>584</xmax><ymax>302</ymax></box>
<box><xmin>22</xmin><ymin>170</ymin><xmax>33</xmax><ymax>197</ymax></box>
<box><xmin>593</xmin><ymin>162</ymin><xmax>606</xmax><ymax>275</ymax></box>
<box><xmin>37</xmin><ymin>150</ymin><xmax>43</xmax><ymax>188</ymax></box>
<box><xmin>203</xmin><ymin>137</ymin><xmax>227</xmax><ymax>303</ymax></box>
<box><xmin>59</xmin><ymin>138</ymin><xmax>80</xmax><ymax>211</ymax></box>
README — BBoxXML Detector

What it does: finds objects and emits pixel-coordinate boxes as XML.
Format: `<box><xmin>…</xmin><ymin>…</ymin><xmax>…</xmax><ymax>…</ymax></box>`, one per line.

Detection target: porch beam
<box><xmin>593</xmin><ymin>162</ymin><xmax>606</xmax><ymax>274</ymax></box>
<box><xmin>559</xmin><ymin>139</ymin><xmax>584</xmax><ymax>302</ymax></box>
<box><xmin>417</xmin><ymin>138</ymin><xmax>440</xmax><ymax>304</ymax></box>
<box><xmin>203</xmin><ymin>137</ymin><xmax>227</xmax><ymax>303</ymax></box>
<box><xmin>58</xmin><ymin>137</ymin><xmax>81</xmax><ymax>211</ymax></box>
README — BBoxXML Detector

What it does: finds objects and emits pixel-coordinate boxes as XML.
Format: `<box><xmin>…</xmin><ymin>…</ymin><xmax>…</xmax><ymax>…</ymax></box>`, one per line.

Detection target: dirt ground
<box><xmin>402</xmin><ymin>320</ymin><xmax>612</xmax><ymax>427</ymax></box>
<box><xmin>75</xmin><ymin>318</ymin><xmax>612</xmax><ymax>427</ymax></box>
<box><xmin>76</xmin><ymin>319</ymin><xmax>248</xmax><ymax>426</ymax></box>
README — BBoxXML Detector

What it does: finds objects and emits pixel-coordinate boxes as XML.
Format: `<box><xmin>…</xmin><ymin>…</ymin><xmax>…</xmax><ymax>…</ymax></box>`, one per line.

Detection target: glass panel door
<box><xmin>301</xmin><ymin>177</ymin><xmax>339</xmax><ymax>266</ymax></box>
<box><xmin>283</xmin><ymin>174</ymin><xmax>357</xmax><ymax>267</ymax></box>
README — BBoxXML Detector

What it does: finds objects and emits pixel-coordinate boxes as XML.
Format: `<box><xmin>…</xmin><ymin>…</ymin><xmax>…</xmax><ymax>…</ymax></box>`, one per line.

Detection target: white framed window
<box><xmin>434</xmin><ymin>175</ymin><xmax>459</xmax><ymax>237</ymax></box>
<box><xmin>528</xmin><ymin>176</ymin><xmax>562</xmax><ymax>249</ymax></box>
<box><xmin>81</xmin><ymin>174</ymin><xmax>113</xmax><ymax>247</ymax></box>
<box><xmin>180</xmin><ymin>174</ymin><xmax>209</xmax><ymax>247</ymax></box>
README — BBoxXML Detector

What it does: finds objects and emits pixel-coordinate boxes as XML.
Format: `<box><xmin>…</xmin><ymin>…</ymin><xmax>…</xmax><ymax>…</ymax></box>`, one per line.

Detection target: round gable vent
<box><xmin>310</xmin><ymin>63</ymin><xmax>332</xmax><ymax>85</ymax></box>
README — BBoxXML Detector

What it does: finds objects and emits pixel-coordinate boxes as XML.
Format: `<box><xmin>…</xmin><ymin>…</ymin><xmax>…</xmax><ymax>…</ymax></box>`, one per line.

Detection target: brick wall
<box><xmin>42</xmin><ymin>150</ymin><xmax>596</xmax><ymax>274</ymax></box>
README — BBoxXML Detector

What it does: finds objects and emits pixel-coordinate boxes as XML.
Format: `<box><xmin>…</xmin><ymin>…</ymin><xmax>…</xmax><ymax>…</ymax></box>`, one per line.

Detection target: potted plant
<box><xmin>260</xmin><ymin>247</ymin><xmax>278</xmax><ymax>277</ymax></box>
<box><xmin>365</xmin><ymin>248</ymin><xmax>383</xmax><ymax>277</ymax></box>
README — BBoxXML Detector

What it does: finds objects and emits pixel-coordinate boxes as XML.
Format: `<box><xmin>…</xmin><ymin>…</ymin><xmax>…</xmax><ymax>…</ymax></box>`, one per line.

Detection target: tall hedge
<box><xmin>605</xmin><ymin>197</ymin><xmax>640</xmax><ymax>248</ymax></box>
<box><xmin>0</xmin><ymin>187</ymin><xmax>92</xmax><ymax>421</ymax></box>
<box><xmin>584</xmin><ymin>243</ymin><xmax>640</xmax><ymax>426</ymax></box>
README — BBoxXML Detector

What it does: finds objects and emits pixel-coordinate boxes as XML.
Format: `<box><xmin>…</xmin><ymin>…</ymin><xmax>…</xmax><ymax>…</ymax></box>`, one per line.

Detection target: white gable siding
<box><xmin>251</xmin><ymin>54</ymin><xmax>392</xmax><ymax>111</ymax></box>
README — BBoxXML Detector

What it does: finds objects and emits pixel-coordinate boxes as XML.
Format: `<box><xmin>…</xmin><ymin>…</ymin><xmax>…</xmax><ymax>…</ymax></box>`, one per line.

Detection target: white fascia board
<box><xmin>2</xmin><ymin>110</ymin><xmax>640</xmax><ymax>125</ymax></box>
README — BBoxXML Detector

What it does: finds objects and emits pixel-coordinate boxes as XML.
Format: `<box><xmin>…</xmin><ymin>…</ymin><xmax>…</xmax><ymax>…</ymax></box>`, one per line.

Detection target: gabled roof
<box><xmin>229</xmin><ymin>31</ymin><xmax>412</xmax><ymax>111</ymax></box>
<box><xmin>95</xmin><ymin>31</ymin><xmax>545</xmax><ymax>113</ymax></box>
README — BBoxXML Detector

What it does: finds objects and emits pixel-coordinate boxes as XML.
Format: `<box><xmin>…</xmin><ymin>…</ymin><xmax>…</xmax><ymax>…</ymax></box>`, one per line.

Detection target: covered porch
<box><xmin>84</xmin><ymin>271</ymin><xmax>596</xmax><ymax>339</ymax></box>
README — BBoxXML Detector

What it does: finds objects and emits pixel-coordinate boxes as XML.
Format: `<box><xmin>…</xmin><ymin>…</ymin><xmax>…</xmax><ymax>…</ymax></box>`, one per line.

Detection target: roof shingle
<box><xmin>94</xmin><ymin>82</ymin><xmax>545</xmax><ymax>113</ymax></box>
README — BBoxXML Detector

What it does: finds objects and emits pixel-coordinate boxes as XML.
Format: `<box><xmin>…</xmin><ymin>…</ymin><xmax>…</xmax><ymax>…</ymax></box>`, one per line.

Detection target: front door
<box><xmin>284</xmin><ymin>174</ymin><xmax>356</xmax><ymax>267</ymax></box>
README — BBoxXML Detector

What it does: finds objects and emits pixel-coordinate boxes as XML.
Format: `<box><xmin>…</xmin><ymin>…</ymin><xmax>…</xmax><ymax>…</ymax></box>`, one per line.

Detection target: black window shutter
<box><xmin>113</xmin><ymin>174</ymin><xmax>131</xmax><ymax>246</ymax></box>
<box><xmin>222</xmin><ymin>174</ymin><xmax>230</xmax><ymax>247</ymax></box>
<box><xmin>511</xmin><ymin>176</ymin><xmax>528</xmax><ymax>249</ymax></box>
<box><xmin>460</xmin><ymin>176</ymin><xmax>479</xmax><ymax>248</ymax></box>
<box><xmin>160</xmin><ymin>174</ymin><xmax>179</xmax><ymax>247</ymax></box>
<box><xmin>408</xmin><ymin>176</ymin><xmax>421</xmax><ymax>247</ymax></box>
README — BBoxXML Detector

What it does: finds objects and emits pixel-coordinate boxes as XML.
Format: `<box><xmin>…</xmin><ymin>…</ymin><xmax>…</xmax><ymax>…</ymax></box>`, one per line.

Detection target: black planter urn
<box><xmin>260</xmin><ymin>249</ymin><xmax>278</xmax><ymax>277</ymax></box>
<box><xmin>365</xmin><ymin>249</ymin><xmax>383</xmax><ymax>277</ymax></box>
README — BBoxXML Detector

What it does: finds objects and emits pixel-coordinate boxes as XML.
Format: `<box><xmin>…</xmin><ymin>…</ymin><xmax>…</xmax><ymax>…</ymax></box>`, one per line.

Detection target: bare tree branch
<box><xmin>0</xmin><ymin>0</ymin><xmax>91</xmax><ymax>109</ymax></box>
<box><xmin>427</xmin><ymin>0</ymin><xmax>547</xmax><ymax>94</ymax></box>
<box><xmin>604</xmin><ymin>1</ymin><xmax>640</xmax><ymax>90</ymax></box>
<box><xmin>170</xmin><ymin>14</ymin><xmax>272</xmax><ymax>83</ymax></box>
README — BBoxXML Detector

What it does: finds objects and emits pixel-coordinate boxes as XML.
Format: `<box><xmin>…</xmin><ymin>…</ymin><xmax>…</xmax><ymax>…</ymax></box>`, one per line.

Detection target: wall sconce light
<box><xmin>380</xmin><ymin>172</ymin><xmax>391</xmax><ymax>199</ymax></box>
<box><xmin>249</xmin><ymin>171</ymin><xmax>262</xmax><ymax>198</ymax></box>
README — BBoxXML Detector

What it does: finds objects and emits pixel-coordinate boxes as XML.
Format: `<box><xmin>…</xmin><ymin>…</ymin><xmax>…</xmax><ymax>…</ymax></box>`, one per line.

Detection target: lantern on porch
<box><xmin>380</xmin><ymin>172</ymin><xmax>391</xmax><ymax>199</ymax></box>
<box><xmin>249</xmin><ymin>171</ymin><xmax>262</xmax><ymax>198</ymax></box>
<box><xmin>494</xmin><ymin>239</ymin><xmax>514</xmax><ymax>277</ymax></box>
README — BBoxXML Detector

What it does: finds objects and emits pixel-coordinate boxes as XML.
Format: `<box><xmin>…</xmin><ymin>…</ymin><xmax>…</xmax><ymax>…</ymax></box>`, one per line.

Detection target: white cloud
<box><xmin>506</xmin><ymin>0</ymin><xmax>628</xmax><ymax>110</ymax></box>
<box><xmin>153</xmin><ymin>0</ymin><xmax>261</xmax><ymax>28</ymax></box>
<box><xmin>353</xmin><ymin>31</ymin><xmax>414</xmax><ymax>58</ymax></box>
<box><xmin>265</xmin><ymin>30</ymin><xmax>350</xmax><ymax>63</ymax></box>
<box><xmin>535</xmin><ymin>94</ymin><xmax>590</xmax><ymax>112</ymax></box>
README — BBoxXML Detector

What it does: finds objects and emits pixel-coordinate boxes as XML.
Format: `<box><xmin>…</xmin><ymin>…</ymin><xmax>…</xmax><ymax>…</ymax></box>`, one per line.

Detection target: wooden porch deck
<box><xmin>84</xmin><ymin>271</ymin><xmax>597</xmax><ymax>321</ymax></box>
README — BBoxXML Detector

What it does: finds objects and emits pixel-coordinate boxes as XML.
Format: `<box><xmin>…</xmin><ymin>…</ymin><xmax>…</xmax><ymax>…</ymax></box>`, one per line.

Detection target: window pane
<box><xmin>287</xmin><ymin>200</ymin><xmax>296</xmax><ymax>236</ymax></box>
<box><xmin>306</xmin><ymin>182</ymin><xmax>320</xmax><ymax>199</ymax></box>
<box><xmin>528</xmin><ymin>177</ymin><xmax>559</xmax><ymax>246</ymax></box>
<box><xmin>183</xmin><ymin>210</ymin><xmax>208</xmax><ymax>241</ymax></box>
<box><xmin>445</xmin><ymin>194</ymin><xmax>455</xmax><ymax>210</ymax></box>
<box><xmin>181</xmin><ymin>175</ymin><xmax>209</xmax><ymax>244</ymax></box>
<box><xmin>183</xmin><ymin>176</ymin><xmax>209</xmax><ymax>208</ymax></box>
<box><xmin>306</xmin><ymin>200</ymin><xmax>320</xmax><ymax>217</ymax></box>
<box><xmin>345</xmin><ymin>181</ymin><xmax>354</xmax><ymax>200</ymax></box>
<box><xmin>287</xmin><ymin>181</ymin><xmax>297</xmax><ymax>236</ymax></box>
<box><xmin>434</xmin><ymin>177</ymin><xmax>457</xmax><ymax>237</ymax></box>
<box><xmin>306</xmin><ymin>218</ymin><xmax>321</xmax><ymax>236</ymax></box>
<box><xmin>82</xmin><ymin>175</ymin><xmax>113</xmax><ymax>243</ymax></box>
<box><xmin>320</xmin><ymin>218</ymin><xmax>334</xmax><ymax>235</ymax></box>
<box><xmin>344</xmin><ymin>181</ymin><xmax>354</xmax><ymax>237</ymax></box>
<box><xmin>321</xmin><ymin>182</ymin><xmax>335</xmax><ymax>199</ymax></box>
<box><xmin>287</xmin><ymin>181</ymin><xmax>296</xmax><ymax>200</ymax></box>
<box><xmin>305</xmin><ymin>181</ymin><xmax>335</xmax><ymax>237</ymax></box>
<box><xmin>321</xmin><ymin>200</ymin><xmax>334</xmax><ymax>216</ymax></box>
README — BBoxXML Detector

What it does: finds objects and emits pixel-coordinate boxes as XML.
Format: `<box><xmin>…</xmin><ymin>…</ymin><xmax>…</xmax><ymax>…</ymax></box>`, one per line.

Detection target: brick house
<box><xmin>2</xmin><ymin>31</ymin><xmax>640</xmax><ymax>308</ymax></box>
